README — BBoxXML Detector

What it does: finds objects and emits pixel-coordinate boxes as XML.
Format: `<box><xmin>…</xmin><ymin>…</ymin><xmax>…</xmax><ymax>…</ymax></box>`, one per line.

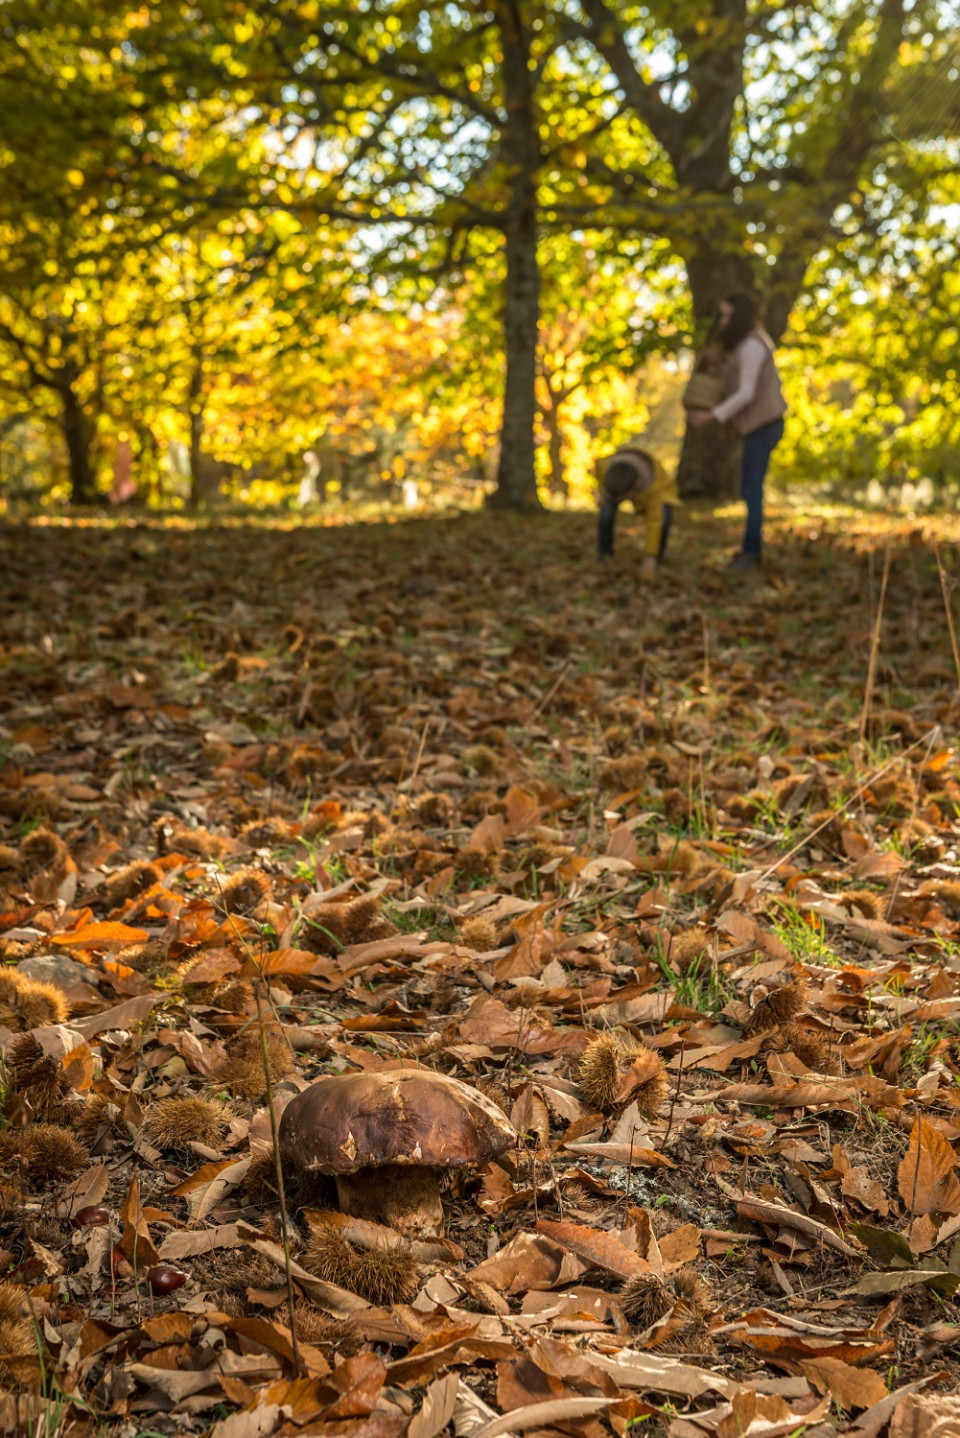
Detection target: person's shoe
<box><xmin>726</xmin><ymin>551</ymin><xmax>761</xmax><ymax>571</ymax></box>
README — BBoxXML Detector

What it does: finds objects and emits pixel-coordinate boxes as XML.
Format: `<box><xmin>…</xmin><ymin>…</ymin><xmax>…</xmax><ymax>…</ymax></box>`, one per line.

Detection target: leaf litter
<box><xmin>2</xmin><ymin>507</ymin><xmax>960</xmax><ymax>1435</ymax></box>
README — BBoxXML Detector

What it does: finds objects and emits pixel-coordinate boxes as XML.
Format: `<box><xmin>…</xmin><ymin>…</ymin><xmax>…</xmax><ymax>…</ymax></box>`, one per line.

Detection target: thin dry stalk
<box><xmin>255</xmin><ymin>980</ymin><xmax>302</xmax><ymax>1379</ymax></box>
<box><xmin>622</xmin><ymin>1124</ymin><xmax>640</xmax><ymax>1226</ymax></box>
<box><xmin>701</xmin><ymin>613</ymin><xmax>710</xmax><ymax>691</ymax></box>
<box><xmin>936</xmin><ymin>546</ymin><xmax>960</xmax><ymax>706</ymax></box>
<box><xmin>663</xmin><ymin>1038</ymin><xmax>685</xmax><ymax>1147</ymax></box>
<box><xmin>398</xmin><ymin>715</ymin><xmax>432</xmax><ymax>793</ymax></box>
<box><xmin>211</xmin><ymin>871</ymin><xmax>302</xmax><ymax>1379</ymax></box>
<box><xmin>758</xmin><ymin>731</ymin><xmax>934</xmax><ymax>885</ymax></box>
<box><xmin>858</xmin><ymin>544</ymin><xmax>892</xmax><ymax>742</ymax></box>
<box><xmin>531</xmin><ymin>660</ymin><xmax>571</xmax><ymax>721</ymax></box>
<box><xmin>885</xmin><ymin>727</ymin><xmax>940</xmax><ymax>921</ymax></box>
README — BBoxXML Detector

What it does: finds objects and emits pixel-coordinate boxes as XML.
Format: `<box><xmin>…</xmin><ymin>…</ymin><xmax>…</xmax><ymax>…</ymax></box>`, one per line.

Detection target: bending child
<box><xmin>597</xmin><ymin>439</ymin><xmax>679</xmax><ymax>576</ymax></box>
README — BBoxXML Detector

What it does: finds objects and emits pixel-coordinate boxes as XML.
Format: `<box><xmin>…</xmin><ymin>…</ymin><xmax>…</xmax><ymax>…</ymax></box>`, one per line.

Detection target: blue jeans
<box><xmin>741</xmin><ymin>417</ymin><xmax>785</xmax><ymax>556</ymax></box>
<box><xmin>598</xmin><ymin>500</ymin><xmax>673</xmax><ymax>560</ymax></box>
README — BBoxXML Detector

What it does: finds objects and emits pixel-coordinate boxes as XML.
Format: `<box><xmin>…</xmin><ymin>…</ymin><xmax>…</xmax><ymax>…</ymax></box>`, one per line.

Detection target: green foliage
<box><xmin>0</xmin><ymin>0</ymin><xmax>956</xmax><ymax>507</ymax></box>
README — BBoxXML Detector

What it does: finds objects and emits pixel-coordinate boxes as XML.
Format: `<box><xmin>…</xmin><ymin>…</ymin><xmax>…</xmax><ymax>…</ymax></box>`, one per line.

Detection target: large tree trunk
<box><xmin>540</xmin><ymin>386</ymin><xmax>568</xmax><ymax>502</ymax></box>
<box><xmin>187</xmin><ymin>353</ymin><xmax>213</xmax><ymax>508</ymax></box>
<box><xmin>60</xmin><ymin>386</ymin><xmax>98</xmax><ymax>505</ymax></box>
<box><xmin>489</xmin><ymin>3</ymin><xmax>542</xmax><ymax>511</ymax></box>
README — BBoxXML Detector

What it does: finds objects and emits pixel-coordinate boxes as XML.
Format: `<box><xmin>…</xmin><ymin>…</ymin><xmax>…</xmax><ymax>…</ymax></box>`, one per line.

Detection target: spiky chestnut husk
<box><xmin>4</xmin><ymin>1034</ymin><xmax>71</xmax><ymax>1121</ymax></box>
<box><xmin>672</xmin><ymin>1267</ymin><xmax>713</xmax><ymax>1321</ymax></box>
<box><xmin>842</xmin><ymin>888</ymin><xmax>885</xmax><ymax>920</ymax></box>
<box><xmin>749</xmin><ymin>968</ymin><xmax>808</xmax><ymax>1032</ymax></box>
<box><xmin>0</xmin><ymin>970</ymin><xmax>69</xmax><ymax>1031</ymax></box>
<box><xmin>0</xmin><ymin>845</ymin><xmax>20</xmax><ymax>870</ymax></box>
<box><xmin>630</xmin><ymin>1051</ymin><xmax>670</xmax><ymax>1122</ymax></box>
<box><xmin>104</xmin><ymin>860</ymin><xmax>163</xmax><ymax>907</ymax></box>
<box><xmin>926</xmin><ymin>879</ymin><xmax>960</xmax><ymax>918</ymax></box>
<box><xmin>561</xmin><ymin>1180</ymin><xmax>601</xmax><ymax>1212</ymax></box>
<box><xmin>664</xmin><ymin>930</ymin><xmax>711</xmax><ymax>974</ymax></box>
<box><xmin>469</xmin><ymin>1077</ymin><xmax>511</xmax><ymax>1115</ymax></box>
<box><xmin>414</xmin><ymin>792</ymin><xmax>456</xmax><ymax>828</ymax></box>
<box><xmin>0</xmin><ymin>1281</ymin><xmax>33</xmax><ymax>1358</ymax></box>
<box><xmin>405</xmin><ymin>1022</ymin><xmax>458</xmax><ymax>1061</ymax></box>
<box><xmin>770</xmin><ymin>1021</ymin><xmax>830</xmax><ymax>1072</ymax></box>
<box><xmin>620</xmin><ymin>1266</ymin><xmax>713</xmax><ymax>1337</ymax></box>
<box><xmin>291</xmin><ymin>1302</ymin><xmax>350</xmax><ymax>1346</ymax></box>
<box><xmin>0</xmin><ymin>1124</ymin><xmax>88</xmax><ymax>1188</ymax></box>
<box><xmin>299</xmin><ymin>894</ymin><xmax>393</xmax><ymax>956</ymax></box>
<box><xmin>461</xmin><ymin>745</ymin><xmax>501</xmax><ymax>777</ymax></box>
<box><xmin>220</xmin><ymin>868</ymin><xmax>271</xmax><ymax>915</ymax></box>
<box><xmin>577</xmin><ymin>1032</ymin><xmax>636</xmax><ymax>1112</ymax></box>
<box><xmin>157</xmin><ymin>822</ymin><xmax>228</xmax><ymax>860</ymax></box>
<box><xmin>144</xmin><ymin>1096</ymin><xmax>228</xmax><ymax>1152</ymax></box>
<box><xmin>210</xmin><ymin>1029</ymin><xmax>294</xmax><ymax>1100</ymax></box>
<box><xmin>599</xmin><ymin>755</ymin><xmax>647</xmax><ymax>793</ymax></box>
<box><xmin>243</xmin><ymin>1149</ymin><xmax>281</xmax><ymax>1205</ymax></box>
<box><xmin>241</xmin><ymin>816</ymin><xmax>296</xmax><ymax>848</ymax></box>
<box><xmin>460</xmin><ymin>789</ymin><xmax>499</xmax><ymax>821</ymax></box>
<box><xmin>203</xmin><ymin>1249</ymin><xmax>277</xmax><ymax>1315</ymax></box>
<box><xmin>19</xmin><ymin>827</ymin><xmax>68</xmax><ymax>876</ymax></box>
<box><xmin>459</xmin><ymin>916</ymin><xmax>498</xmax><ymax>953</ymax></box>
<box><xmin>619</xmin><ymin>1272</ymin><xmax>674</xmax><ymax>1328</ymax></box>
<box><xmin>75</xmin><ymin>1093</ymin><xmax>131</xmax><ymax>1145</ymax></box>
<box><xmin>652</xmin><ymin>840</ymin><xmax>703</xmax><ymax>877</ymax></box>
<box><xmin>302</xmin><ymin>1228</ymin><xmax>418</xmax><ymax>1306</ymax></box>
<box><xmin>201</xmin><ymin>978</ymin><xmax>254</xmax><ymax>1014</ymax></box>
<box><xmin>454</xmin><ymin>848</ymin><xmax>501</xmax><ymax>881</ymax></box>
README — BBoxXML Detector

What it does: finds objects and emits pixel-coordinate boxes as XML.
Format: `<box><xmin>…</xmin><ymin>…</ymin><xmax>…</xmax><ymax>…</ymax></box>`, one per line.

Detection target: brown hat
<box><xmin>604</xmin><ymin>450</ymin><xmax>654</xmax><ymax>500</ymax></box>
<box><xmin>278</xmin><ymin>1069</ymin><xmax>516</xmax><ymax>1235</ymax></box>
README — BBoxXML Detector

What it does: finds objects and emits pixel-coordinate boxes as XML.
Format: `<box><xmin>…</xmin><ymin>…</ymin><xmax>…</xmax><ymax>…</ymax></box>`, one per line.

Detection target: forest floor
<box><xmin>3</xmin><ymin>503</ymin><xmax>960</xmax><ymax>1438</ymax></box>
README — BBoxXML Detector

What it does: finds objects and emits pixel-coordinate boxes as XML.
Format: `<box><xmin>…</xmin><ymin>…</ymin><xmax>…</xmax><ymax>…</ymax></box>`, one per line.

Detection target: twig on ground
<box><xmin>858</xmin><ymin>543</ymin><xmax>891</xmax><ymax>741</ymax></box>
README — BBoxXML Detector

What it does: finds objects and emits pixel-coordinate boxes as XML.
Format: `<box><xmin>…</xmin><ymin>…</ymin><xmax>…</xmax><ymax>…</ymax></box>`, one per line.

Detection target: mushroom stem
<box><xmin>335</xmin><ymin>1164</ymin><xmax>444</xmax><ymax>1236</ymax></box>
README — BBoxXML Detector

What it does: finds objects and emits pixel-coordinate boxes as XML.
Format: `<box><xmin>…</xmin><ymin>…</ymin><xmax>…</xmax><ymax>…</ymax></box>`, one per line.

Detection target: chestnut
<box><xmin>147</xmin><ymin>1265</ymin><xmax>187</xmax><ymax>1295</ymax></box>
<box><xmin>75</xmin><ymin>1207</ymin><xmax>110</xmax><ymax>1227</ymax></box>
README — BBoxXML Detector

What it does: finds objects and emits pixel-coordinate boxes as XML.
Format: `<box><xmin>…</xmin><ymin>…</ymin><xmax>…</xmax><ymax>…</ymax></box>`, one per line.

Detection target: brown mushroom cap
<box><xmin>278</xmin><ymin>1069</ymin><xmax>515</xmax><ymax>1176</ymax></box>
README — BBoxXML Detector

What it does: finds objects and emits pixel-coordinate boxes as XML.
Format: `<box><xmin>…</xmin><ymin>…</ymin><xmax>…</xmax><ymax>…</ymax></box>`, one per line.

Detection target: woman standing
<box><xmin>689</xmin><ymin>293</ymin><xmax>787</xmax><ymax>570</ymax></box>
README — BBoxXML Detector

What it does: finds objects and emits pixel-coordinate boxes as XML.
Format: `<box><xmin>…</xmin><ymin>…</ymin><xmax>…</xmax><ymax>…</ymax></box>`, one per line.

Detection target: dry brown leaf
<box><xmin>800</xmin><ymin>1357</ymin><xmax>887</xmax><ymax>1412</ymax></box>
<box><xmin>897</xmin><ymin>1116</ymin><xmax>960</xmax><ymax>1216</ymax></box>
<box><xmin>535</xmin><ymin>1218</ymin><xmax>645</xmax><ymax>1278</ymax></box>
<box><xmin>472</xmin><ymin>1397</ymin><xmax>618</xmax><ymax>1438</ymax></box>
<box><xmin>118</xmin><ymin>1174</ymin><xmax>159</xmax><ymax>1269</ymax></box>
<box><xmin>408</xmin><ymin>1373</ymin><xmax>460</xmax><ymax>1438</ymax></box>
<box><xmin>158</xmin><ymin>1220</ymin><xmax>261</xmax><ymax>1260</ymax></box>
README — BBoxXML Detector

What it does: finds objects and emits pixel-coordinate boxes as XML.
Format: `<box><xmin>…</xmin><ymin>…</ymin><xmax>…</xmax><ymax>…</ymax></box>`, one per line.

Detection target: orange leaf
<box><xmin>245</xmin><ymin>947</ymin><xmax>321</xmax><ymax>979</ymax></box>
<box><xmin>503</xmin><ymin>785</ymin><xmax>540</xmax><ymax>833</ymax></box>
<box><xmin>53</xmin><ymin>920</ymin><xmax>149</xmax><ymax>948</ymax></box>
<box><xmin>536</xmin><ymin>1219</ymin><xmax>646</xmax><ymax>1278</ymax></box>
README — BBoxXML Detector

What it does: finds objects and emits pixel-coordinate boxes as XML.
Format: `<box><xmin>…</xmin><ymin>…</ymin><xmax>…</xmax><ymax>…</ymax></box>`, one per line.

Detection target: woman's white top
<box><xmin>712</xmin><ymin>336</ymin><xmax>769</xmax><ymax>424</ymax></box>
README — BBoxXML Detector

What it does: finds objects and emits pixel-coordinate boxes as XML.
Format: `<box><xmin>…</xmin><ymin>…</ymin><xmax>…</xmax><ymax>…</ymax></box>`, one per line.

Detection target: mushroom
<box><xmin>277</xmin><ymin>1069</ymin><xmax>516</xmax><ymax>1235</ymax></box>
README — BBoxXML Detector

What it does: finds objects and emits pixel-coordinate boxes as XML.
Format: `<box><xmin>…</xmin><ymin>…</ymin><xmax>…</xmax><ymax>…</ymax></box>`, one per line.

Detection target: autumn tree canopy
<box><xmin>0</xmin><ymin>0</ymin><xmax>956</xmax><ymax>507</ymax></box>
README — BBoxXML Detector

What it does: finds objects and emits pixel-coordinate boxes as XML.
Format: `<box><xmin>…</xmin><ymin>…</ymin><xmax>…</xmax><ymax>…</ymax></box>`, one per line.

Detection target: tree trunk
<box><xmin>60</xmin><ymin>386</ymin><xmax>98</xmax><ymax>505</ymax></box>
<box><xmin>188</xmin><ymin>353</ymin><xmax>208</xmax><ymax>508</ymax></box>
<box><xmin>541</xmin><ymin>393</ymin><xmax>568</xmax><ymax>502</ymax></box>
<box><xmin>489</xmin><ymin>3</ymin><xmax>542</xmax><ymax>511</ymax></box>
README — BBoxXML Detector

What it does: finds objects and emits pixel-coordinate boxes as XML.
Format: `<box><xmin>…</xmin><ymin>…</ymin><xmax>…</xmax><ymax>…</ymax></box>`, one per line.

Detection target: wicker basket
<box><xmin>682</xmin><ymin>369</ymin><xmax>726</xmax><ymax>412</ymax></box>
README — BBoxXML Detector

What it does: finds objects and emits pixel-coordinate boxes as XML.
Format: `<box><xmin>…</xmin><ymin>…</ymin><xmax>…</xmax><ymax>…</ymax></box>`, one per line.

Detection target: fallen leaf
<box><xmin>897</xmin><ymin>1116</ymin><xmax>960</xmax><ymax>1217</ymax></box>
<box><xmin>409</xmin><ymin>1372</ymin><xmax>460</xmax><ymax>1438</ymax></box>
<box><xmin>800</xmin><ymin>1357</ymin><xmax>887</xmax><ymax>1411</ymax></box>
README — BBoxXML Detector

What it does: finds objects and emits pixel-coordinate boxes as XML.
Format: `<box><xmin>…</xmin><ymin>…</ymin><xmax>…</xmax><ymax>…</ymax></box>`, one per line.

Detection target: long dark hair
<box><xmin>712</xmin><ymin>293</ymin><xmax>758</xmax><ymax>353</ymax></box>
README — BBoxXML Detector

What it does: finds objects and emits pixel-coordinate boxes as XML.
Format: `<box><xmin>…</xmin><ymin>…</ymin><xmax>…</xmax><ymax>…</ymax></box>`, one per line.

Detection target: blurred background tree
<box><xmin>0</xmin><ymin>0</ymin><xmax>956</xmax><ymax>511</ymax></box>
